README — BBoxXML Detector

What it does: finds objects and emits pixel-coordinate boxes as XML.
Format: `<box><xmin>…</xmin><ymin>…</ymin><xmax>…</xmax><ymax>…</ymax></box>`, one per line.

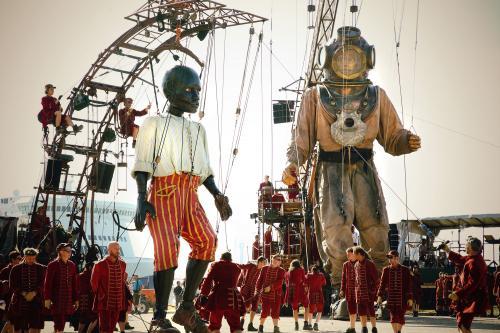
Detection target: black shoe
<box><xmin>361</xmin><ymin>328</ymin><xmax>368</xmax><ymax>333</ymax></box>
<box><xmin>371</xmin><ymin>328</ymin><xmax>377</xmax><ymax>333</ymax></box>
<box><xmin>258</xmin><ymin>325</ymin><xmax>264</xmax><ymax>333</ymax></box>
<box><xmin>313</xmin><ymin>323</ymin><xmax>318</xmax><ymax>331</ymax></box>
<box><xmin>303</xmin><ymin>322</ymin><xmax>313</xmax><ymax>331</ymax></box>
<box><xmin>295</xmin><ymin>322</ymin><xmax>299</xmax><ymax>331</ymax></box>
<box><xmin>345</xmin><ymin>329</ymin><xmax>356</xmax><ymax>333</ymax></box>
<box><xmin>125</xmin><ymin>323</ymin><xmax>135</xmax><ymax>330</ymax></box>
<box><xmin>73</xmin><ymin>124</ymin><xmax>83</xmax><ymax>133</ymax></box>
<box><xmin>273</xmin><ymin>326</ymin><xmax>280</xmax><ymax>333</ymax></box>
<box><xmin>56</xmin><ymin>126</ymin><xmax>68</xmax><ymax>135</ymax></box>
<box><xmin>153</xmin><ymin>319</ymin><xmax>181</xmax><ymax>333</ymax></box>
<box><xmin>248</xmin><ymin>323</ymin><xmax>258</xmax><ymax>332</ymax></box>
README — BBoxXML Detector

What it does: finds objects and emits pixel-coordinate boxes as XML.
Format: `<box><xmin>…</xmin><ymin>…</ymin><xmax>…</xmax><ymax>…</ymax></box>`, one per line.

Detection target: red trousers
<box><xmin>389</xmin><ymin>308</ymin><xmax>405</xmax><ymax>325</ymax></box>
<box><xmin>309</xmin><ymin>303</ymin><xmax>324</xmax><ymax>314</ymax></box>
<box><xmin>209</xmin><ymin>309</ymin><xmax>241</xmax><ymax>332</ymax></box>
<box><xmin>147</xmin><ymin>174</ymin><xmax>217</xmax><ymax>271</ymax></box>
<box><xmin>98</xmin><ymin>310</ymin><xmax>120</xmax><ymax>333</ymax></box>
<box><xmin>357</xmin><ymin>301</ymin><xmax>375</xmax><ymax>317</ymax></box>
<box><xmin>53</xmin><ymin>314</ymin><xmax>67</xmax><ymax>331</ymax></box>
<box><xmin>245</xmin><ymin>296</ymin><xmax>259</xmax><ymax>312</ymax></box>
<box><xmin>261</xmin><ymin>300</ymin><xmax>281</xmax><ymax>319</ymax></box>
<box><xmin>346</xmin><ymin>298</ymin><xmax>357</xmax><ymax>315</ymax></box>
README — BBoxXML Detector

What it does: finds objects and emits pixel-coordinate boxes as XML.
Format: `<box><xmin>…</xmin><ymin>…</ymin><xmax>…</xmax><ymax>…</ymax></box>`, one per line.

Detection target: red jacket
<box><xmin>0</xmin><ymin>264</ymin><xmax>15</xmax><ymax>309</ymax></box>
<box><xmin>78</xmin><ymin>267</ymin><xmax>95</xmax><ymax>317</ymax></box>
<box><xmin>118</xmin><ymin>107</ymin><xmax>147</xmax><ymax>133</ymax></box>
<box><xmin>411</xmin><ymin>271</ymin><xmax>422</xmax><ymax>302</ymax></box>
<box><xmin>354</xmin><ymin>259</ymin><xmax>379</xmax><ymax>303</ymax></box>
<box><xmin>493</xmin><ymin>271</ymin><xmax>500</xmax><ymax>303</ymax></box>
<box><xmin>377</xmin><ymin>264</ymin><xmax>412</xmax><ymax>311</ymax></box>
<box><xmin>200</xmin><ymin>260</ymin><xmax>245</xmax><ymax>314</ymax></box>
<box><xmin>271</xmin><ymin>193</ymin><xmax>285</xmax><ymax>211</ymax></box>
<box><xmin>284</xmin><ymin>268</ymin><xmax>308</xmax><ymax>305</ymax></box>
<box><xmin>252</xmin><ymin>241</ymin><xmax>260</xmax><ymax>260</ymax></box>
<box><xmin>435</xmin><ymin>277</ymin><xmax>443</xmax><ymax>300</ymax></box>
<box><xmin>448</xmin><ymin>251</ymin><xmax>488</xmax><ymax>314</ymax></box>
<box><xmin>8</xmin><ymin>262</ymin><xmax>46</xmax><ymax>314</ymax></box>
<box><xmin>91</xmin><ymin>256</ymin><xmax>126</xmax><ymax>312</ymax></box>
<box><xmin>341</xmin><ymin>260</ymin><xmax>356</xmax><ymax>301</ymax></box>
<box><xmin>240</xmin><ymin>263</ymin><xmax>260</xmax><ymax>301</ymax></box>
<box><xmin>39</xmin><ymin>95</ymin><xmax>61</xmax><ymax>127</ymax></box>
<box><xmin>256</xmin><ymin>265</ymin><xmax>285</xmax><ymax>303</ymax></box>
<box><xmin>44</xmin><ymin>258</ymin><xmax>80</xmax><ymax>315</ymax></box>
<box><xmin>305</xmin><ymin>272</ymin><xmax>326</xmax><ymax>305</ymax></box>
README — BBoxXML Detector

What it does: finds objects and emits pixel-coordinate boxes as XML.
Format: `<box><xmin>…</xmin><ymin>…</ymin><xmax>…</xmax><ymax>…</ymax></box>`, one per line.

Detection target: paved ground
<box><xmin>43</xmin><ymin>312</ymin><xmax>498</xmax><ymax>333</ymax></box>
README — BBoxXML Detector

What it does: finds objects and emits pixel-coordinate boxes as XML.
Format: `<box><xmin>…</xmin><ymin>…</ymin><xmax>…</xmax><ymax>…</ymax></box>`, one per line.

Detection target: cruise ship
<box><xmin>0</xmin><ymin>192</ymin><xmax>154</xmax><ymax>278</ymax></box>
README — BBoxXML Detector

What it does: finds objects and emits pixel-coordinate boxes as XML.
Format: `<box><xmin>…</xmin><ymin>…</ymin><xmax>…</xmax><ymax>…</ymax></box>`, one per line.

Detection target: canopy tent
<box><xmin>396</xmin><ymin>214</ymin><xmax>500</xmax><ymax>261</ymax></box>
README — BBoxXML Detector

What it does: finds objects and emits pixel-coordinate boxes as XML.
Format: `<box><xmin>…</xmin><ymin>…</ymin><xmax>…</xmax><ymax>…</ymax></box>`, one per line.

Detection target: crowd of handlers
<box><xmin>0</xmin><ymin>242</ymin><xmax>132</xmax><ymax>333</ymax></box>
<box><xmin>1</xmin><ymin>237</ymin><xmax>498</xmax><ymax>333</ymax></box>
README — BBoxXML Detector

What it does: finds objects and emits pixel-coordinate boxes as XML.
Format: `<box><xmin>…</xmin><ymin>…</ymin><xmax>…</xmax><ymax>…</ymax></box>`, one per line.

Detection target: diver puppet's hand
<box><xmin>134</xmin><ymin>172</ymin><xmax>156</xmax><ymax>231</ymax></box>
<box><xmin>408</xmin><ymin>133</ymin><xmax>421</xmax><ymax>152</ymax></box>
<box><xmin>282</xmin><ymin>162</ymin><xmax>298</xmax><ymax>186</ymax></box>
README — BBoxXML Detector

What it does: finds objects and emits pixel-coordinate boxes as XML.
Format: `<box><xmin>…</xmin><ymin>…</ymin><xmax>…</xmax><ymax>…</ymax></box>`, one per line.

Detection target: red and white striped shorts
<box><xmin>147</xmin><ymin>173</ymin><xmax>217</xmax><ymax>271</ymax></box>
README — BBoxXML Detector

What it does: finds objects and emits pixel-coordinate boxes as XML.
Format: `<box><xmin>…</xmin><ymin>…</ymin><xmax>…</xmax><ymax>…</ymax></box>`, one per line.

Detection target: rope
<box><xmin>391</xmin><ymin>0</ymin><xmax>410</xmax><ymax>239</ymax></box>
<box><xmin>149</xmin><ymin>56</ymin><xmax>161</xmax><ymax>114</ymax></box>
<box><xmin>223</xmin><ymin>31</ymin><xmax>263</xmax><ymax>194</ymax></box>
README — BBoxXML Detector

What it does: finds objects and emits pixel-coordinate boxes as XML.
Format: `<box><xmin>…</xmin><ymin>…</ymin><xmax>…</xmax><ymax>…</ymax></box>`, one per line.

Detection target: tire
<box><xmin>136</xmin><ymin>302</ymin><xmax>149</xmax><ymax>314</ymax></box>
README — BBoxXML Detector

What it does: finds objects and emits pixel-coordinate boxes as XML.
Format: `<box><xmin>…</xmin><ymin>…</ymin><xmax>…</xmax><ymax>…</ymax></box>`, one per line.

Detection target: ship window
<box><xmin>98</xmin><ymin>236</ymin><xmax>102</xmax><ymax>240</ymax></box>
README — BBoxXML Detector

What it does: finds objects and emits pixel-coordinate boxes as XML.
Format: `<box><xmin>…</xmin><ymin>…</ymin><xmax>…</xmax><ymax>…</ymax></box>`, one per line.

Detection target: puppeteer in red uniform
<box><xmin>264</xmin><ymin>227</ymin><xmax>273</xmax><ymax>260</ymax></box>
<box><xmin>118</xmin><ymin>97</ymin><xmax>150</xmax><ymax>147</ymax></box>
<box><xmin>252</xmin><ymin>235</ymin><xmax>261</xmax><ymax>260</ymax></box>
<box><xmin>340</xmin><ymin>248</ymin><xmax>357</xmax><ymax>317</ymax></box>
<box><xmin>353</xmin><ymin>247</ymin><xmax>379</xmax><ymax>333</ymax></box>
<box><xmin>305</xmin><ymin>265</ymin><xmax>326</xmax><ymax>331</ymax></box>
<box><xmin>240</xmin><ymin>257</ymin><xmax>267</xmax><ymax>332</ymax></box>
<box><xmin>376</xmin><ymin>251</ymin><xmax>412</xmax><ymax>331</ymax></box>
<box><xmin>256</xmin><ymin>255</ymin><xmax>286</xmax><ymax>333</ymax></box>
<box><xmin>200</xmin><ymin>252</ymin><xmax>245</xmax><ymax>333</ymax></box>
<box><xmin>0</xmin><ymin>251</ymin><xmax>22</xmax><ymax>329</ymax></box>
<box><xmin>284</xmin><ymin>260</ymin><xmax>310</xmax><ymax>330</ymax></box>
<box><xmin>77</xmin><ymin>261</ymin><xmax>98</xmax><ymax>333</ymax></box>
<box><xmin>444</xmin><ymin>238</ymin><xmax>488</xmax><ymax>333</ymax></box>
<box><xmin>44</xmin><ymin>243</ymin><xmax>80</xmax><ymax>333</ymax></box>
<box><xmin>91</xmin><ymin>242</ymin><xmax>127</xmax><ymax>333</ymax></box>
<box><xmin>8</xmin><ymin>248</ymin><xmax>46</xmax><ymax>333</ymax></box>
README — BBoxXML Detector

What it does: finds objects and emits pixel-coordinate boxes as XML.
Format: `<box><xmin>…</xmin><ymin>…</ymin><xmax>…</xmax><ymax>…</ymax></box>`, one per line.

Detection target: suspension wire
<box><xmin>223</xmin><ymin>29</ymin><xmax>255</xmax><ymax>192</ymax></box>
<box><xmin>410</xmin><ymin>0</ymin><xmax>421</xmax><ymax>133</ymax></box>
<box><xmin>391</xmin><ymin>0</ymin><xmax>410</xmax><ymax>226</ymax></box>
<box><xmin>149</xmin><ymin>56</ymin><xmax>161</xmax><ymax>114</ymax></box>
<box><xmin>260</xmin><ymin>24</ymin><xmax>265</xmax><ymax>180</ymax></box>
<box><xmin>269</xmin><ymin>38</ymin><xmax>274</xmax><ymax>181</ymax></box>
<box><xmin>262</xmin><ymin>43</ymin><xmax>296</xmax><ymax>81</ymax></box>
<box><xmin>223</xmin><ymin>31</ymin><xmax>263</xmax><ymax>194</ymax></box>
<box><xmin>355</xmin><ymin>0</ymin><xmax>364</xmax><ymax>26</ymax></box>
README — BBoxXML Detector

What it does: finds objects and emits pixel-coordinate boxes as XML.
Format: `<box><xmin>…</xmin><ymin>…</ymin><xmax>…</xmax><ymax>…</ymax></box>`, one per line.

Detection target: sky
<box><xmin>0</xmin><ymin>0</ymin><xmax>499</xmax><ymax>275</ymax></box>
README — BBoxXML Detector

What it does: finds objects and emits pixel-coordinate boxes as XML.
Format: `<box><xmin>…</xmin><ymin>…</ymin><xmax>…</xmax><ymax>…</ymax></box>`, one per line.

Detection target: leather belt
<box><xmin>319</xmin><ymin>148</ymin><xmax>373</xmax><ymax>163</ymax></box>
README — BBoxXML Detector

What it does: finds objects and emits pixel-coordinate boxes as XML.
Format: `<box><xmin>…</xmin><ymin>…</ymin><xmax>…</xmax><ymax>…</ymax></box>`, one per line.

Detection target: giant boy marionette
<box><xmin>283</xmin><ymin>26</ymin><xmax>421</xmax><ymax>286</ymax></box>
<box><xmin>132</xmin><ymin>65</ymin><xmax>232</xmax><ymax>333</ymax></box>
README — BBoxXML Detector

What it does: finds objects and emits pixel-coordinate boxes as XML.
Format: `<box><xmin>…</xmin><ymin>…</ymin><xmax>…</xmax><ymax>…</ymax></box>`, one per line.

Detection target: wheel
<box><xmin>136</xmin><ymin>302</ymin><xmax>149</xmax><ymax>314</ymax></box>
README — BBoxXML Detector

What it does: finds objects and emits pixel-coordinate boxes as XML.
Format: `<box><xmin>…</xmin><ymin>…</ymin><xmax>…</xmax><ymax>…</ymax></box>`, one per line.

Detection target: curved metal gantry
<box><xmin>31</xmin><ymin>0</ymin><xmax>266</xmax><ymax>260</ymax></box>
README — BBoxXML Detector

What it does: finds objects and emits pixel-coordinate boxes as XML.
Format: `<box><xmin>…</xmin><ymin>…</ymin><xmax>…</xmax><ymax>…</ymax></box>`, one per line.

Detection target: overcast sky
<box><xmin>0</xmin><ymin>0</ymin><xmax>499</xmax><ymax>273</ymax></box>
